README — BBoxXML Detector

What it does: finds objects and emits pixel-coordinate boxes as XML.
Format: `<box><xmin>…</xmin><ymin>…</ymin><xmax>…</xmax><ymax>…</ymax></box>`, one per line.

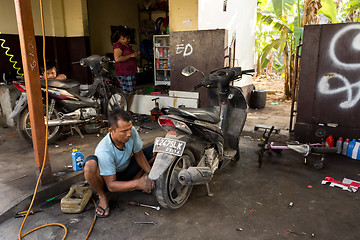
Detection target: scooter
<box><xmin>8</xmin><ymin>55</ymin><xmax>128</xmax><ymax>144</ymax></box>
<box><xmin>149</xmin><ymin>66</ymin><xmax>254</xmax><ymax>209</ymax></box>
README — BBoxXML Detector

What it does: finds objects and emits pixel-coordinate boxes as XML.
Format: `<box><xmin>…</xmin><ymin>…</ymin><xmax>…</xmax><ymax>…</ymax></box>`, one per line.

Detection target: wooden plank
<box><xmin>14</xmin><ymin>0</ymin><xmax>53</xmax><ymax>185</ymax></box>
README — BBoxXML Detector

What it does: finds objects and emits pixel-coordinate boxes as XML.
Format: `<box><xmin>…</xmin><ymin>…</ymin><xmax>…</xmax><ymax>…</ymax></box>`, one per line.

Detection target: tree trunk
<box><xmin>302</xmin><ymin>0</ymin><xmax>322</xmax><ymax>26</ymax></box>
<box><xmin>283</xmin><ymin>42</ymin><xmax>291</xmax><ymax>99</ymax></box>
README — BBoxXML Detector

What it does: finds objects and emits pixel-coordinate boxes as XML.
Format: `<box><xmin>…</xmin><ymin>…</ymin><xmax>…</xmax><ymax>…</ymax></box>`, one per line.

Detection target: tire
<box><xmin>107</xmin><ymin>87</ymin><xmax>128</xmax><ymax>114</ymax></box>
<box><xmin>17</xmin><ymin>106</ymin><xmax>63</xmax><ymax>145</ymax></box>
<box><xmin>313</xmin><ymin>159</ymin><xmax>325</xmax><ymax>170</ymax></box>
<box><xmin>154</xmin><ymin>149</ymin><xmax>196</xmax><ymax>209</ymax></box>
<box><xmin>310</xmin><ymin>146</ymin><xmax>337</xmax><ymax>154</ymax></box>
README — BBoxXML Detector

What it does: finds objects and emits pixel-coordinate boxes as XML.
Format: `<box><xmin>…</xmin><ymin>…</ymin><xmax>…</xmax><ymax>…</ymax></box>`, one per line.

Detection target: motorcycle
<box><xmin>9</xmin><ymin>55</ymin><xmax>128</xmax><ymax>144</ymax></box>
<box><xmin>149</xmin><ymin>66</ymin><xmax>254</xmax><ymax>209</ymax></box>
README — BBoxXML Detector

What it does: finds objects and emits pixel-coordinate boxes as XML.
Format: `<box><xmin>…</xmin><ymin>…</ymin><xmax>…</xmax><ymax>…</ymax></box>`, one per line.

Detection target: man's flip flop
<box><xmin>95</xmin><ymin>204</ymin><xmax>110</xmax><ymax>218</ymax></box>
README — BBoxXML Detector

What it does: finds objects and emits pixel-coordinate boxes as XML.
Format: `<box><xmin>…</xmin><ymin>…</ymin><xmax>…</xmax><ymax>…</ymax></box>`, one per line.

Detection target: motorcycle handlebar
<box><xmin>242</xmin><ymin>69</ymin><xmax>255</xmax><ymax>75</ymax></box>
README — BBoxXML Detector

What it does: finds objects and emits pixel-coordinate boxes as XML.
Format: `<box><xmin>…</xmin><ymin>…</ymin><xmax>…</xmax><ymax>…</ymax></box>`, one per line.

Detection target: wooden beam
<box><xmin>14</xmin><ymin>0</ymin><xmax>53</xmax><ymax>185</ymax></box>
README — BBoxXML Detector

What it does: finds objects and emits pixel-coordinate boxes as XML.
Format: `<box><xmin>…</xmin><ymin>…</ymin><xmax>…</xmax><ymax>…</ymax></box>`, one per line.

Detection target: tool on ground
<box><xmin>132</xmin><ymin>220</ymin><xmax>156</xmax><ymax>225</ymax></box>
<box><xmin>128</xmin><ymin>201</ymin><xmax>160</xmax><ymax>210</ymax></box>
<box><xmin>287</xmin><ymin>230</ymin><xmax>306</xmax><ymax>235</ymax></box>
<box><xmin>15</xmin><ymin>210</ymin><xmax>42</xmax><ymax>218</ymax></box>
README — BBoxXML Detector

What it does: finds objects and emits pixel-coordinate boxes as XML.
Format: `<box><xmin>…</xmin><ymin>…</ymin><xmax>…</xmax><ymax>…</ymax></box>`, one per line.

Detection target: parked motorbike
<box><xmin>149</xmin><ymin>66</ymin><xmax>254</xmax><ymax>209</ymax></box>
<box><xmin>9</xmin><ymin>55</ymin><xmax>128</xmax><ymax>144</ymax></box>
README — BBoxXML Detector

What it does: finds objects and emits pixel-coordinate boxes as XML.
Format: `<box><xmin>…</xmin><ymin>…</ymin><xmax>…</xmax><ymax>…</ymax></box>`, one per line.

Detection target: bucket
<box><xmin>250</xmin><ymin>90</ymin><xmax>266</xmax><ymax>109</ymax></box>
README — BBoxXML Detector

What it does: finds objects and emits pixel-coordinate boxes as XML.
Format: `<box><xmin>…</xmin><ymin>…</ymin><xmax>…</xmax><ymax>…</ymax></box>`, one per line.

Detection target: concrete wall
<box><xmin>198</xmin><ymin>0</ymin><xmax>257</xmax><ymax>87</ymax></box>
<box><xmin>169</xmin><ymin>0</ymin><xmax>198</xmax><ymax>32</ymax></box>
<box><xmin>0</xmin><ymin>0</ymin><xmax>91</xmax><ymax>83</ymax></box>
<box><xmin>87</xmin><ymin>0</ymin><xmax>139</xmax><ymax>56</ymax></box>
<box><xmin>0</xmin><ymin>0</ymin><xmax>88</xmax><ymax>37</ymax></box>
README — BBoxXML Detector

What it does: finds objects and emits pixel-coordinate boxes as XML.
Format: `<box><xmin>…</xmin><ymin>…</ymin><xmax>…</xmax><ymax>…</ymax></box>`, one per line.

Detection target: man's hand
<box><xmin>137</xmin><ymin>174</ymin><xmax>155</xmax><ymax>193</ymax></box>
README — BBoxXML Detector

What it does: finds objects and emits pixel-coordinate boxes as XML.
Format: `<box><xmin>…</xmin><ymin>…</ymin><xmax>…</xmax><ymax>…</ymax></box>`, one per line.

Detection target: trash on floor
<box><xmin>132</xmin><ymin>220</ymin><xmax>156</xmax><ymax>225</ymax></box>
<box><xmin>321</xmin><ymin>176</ymin><xmax>360</xmax><ymax>192</ymax></box>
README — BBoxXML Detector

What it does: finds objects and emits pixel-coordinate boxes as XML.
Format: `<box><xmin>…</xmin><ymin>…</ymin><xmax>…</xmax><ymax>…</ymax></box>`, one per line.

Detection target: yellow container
<box><xmin>61</xmin><ymin>186</ymin><xmax>92</xmax><ymax>213</ymax></box>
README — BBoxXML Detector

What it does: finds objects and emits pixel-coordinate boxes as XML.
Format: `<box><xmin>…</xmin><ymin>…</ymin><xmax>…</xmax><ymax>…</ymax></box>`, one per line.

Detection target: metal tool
<box><xmin>288</xmin><ymin>230</ymin><xmax>306</xmax><ymax>235</ymax></box>
<box><xmin>132</xmin><ymin>220</ymin><xmax>156</xmax><ymax>225</ymax></box>
<box><xmin>15</xmin><ymin>210</ymin><xmax>42</xmax><ymax>218</ymax></box>
<box><xmin>128</xmin><ymin>201</ymin><xmax>160</xmax><ymax>211</ymax></box>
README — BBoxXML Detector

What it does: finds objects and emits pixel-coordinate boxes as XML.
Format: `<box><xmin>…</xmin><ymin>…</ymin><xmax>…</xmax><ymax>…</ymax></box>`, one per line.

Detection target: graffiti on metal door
<box><xmin>318</xmin><ymin>25</ymin><xmax>360</xmax><ymax>109</ymax></box>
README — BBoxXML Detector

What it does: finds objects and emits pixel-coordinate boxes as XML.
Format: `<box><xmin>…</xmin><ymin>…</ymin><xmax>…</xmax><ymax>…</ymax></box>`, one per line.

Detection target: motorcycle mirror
<box><xmin>181</xmin><ymin>66</ymin><xmax>198</xmax><ymax>77</ymax></box>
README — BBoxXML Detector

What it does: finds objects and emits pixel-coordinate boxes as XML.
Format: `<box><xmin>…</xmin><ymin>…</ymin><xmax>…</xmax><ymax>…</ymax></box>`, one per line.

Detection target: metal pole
<box><xmin>14</xmin><ymin>0</ymin><xmax>53</xmax><ymax>185</ymax></box>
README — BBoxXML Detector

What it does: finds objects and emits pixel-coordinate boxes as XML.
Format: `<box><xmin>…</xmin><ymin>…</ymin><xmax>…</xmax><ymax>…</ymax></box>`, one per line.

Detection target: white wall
<box><xmin>198</xmin><ymin>0</ymin><xmax>257</xmax><ymax>86</ymax></box>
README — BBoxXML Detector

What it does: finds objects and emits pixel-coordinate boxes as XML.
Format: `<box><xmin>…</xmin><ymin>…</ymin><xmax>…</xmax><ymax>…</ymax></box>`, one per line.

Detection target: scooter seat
<box><xmin>168</xmin><ymin>107</ymin><xmax>220</xmax><ymax>124</ymax></box>
<box><xmin>42</xmin><ymin>79</ymin><xmax>80</xmax><ymax>89</ymax></box>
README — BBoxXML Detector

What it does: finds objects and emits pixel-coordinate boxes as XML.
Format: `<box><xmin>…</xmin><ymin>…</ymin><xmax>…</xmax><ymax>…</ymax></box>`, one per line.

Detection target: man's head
<box><xmin>108</xmin><ymin>108</ymin><xmax>133</xmax><ymax>144</ymax></box>
<box><xmin>41</xmin><ymin>61</ymin><xmax>58</xmax><ymax>79</ymax></box>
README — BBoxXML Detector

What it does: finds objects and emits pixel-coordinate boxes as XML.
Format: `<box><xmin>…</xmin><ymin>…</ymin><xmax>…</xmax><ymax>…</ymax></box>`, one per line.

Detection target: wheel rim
<box><xmin>167</xmin><ymin>154</ymin><xmax>193</xmax><ymax>206</ymax></box>
<box><xmin>108</xmin><ymin>93</ymin><xmax>127</xmax><ymax>112</ymax></box>
<box><xmin>23</xmin><ymin>109</ymin><xmax>61</xmax><ymax>140</ymax></box>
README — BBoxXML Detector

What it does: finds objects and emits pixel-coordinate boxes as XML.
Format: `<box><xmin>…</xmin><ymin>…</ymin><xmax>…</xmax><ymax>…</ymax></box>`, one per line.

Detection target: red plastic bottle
<box><xmin>326</xmin><ymin>135</ymin><xmax>335</xmax><ymax>147</ymax></box>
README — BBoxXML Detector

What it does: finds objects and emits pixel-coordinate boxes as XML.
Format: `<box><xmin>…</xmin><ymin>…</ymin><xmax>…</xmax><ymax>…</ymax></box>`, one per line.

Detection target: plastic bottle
<box><xmin>342</xmin><ymin>138</ymin><xmax>350</xmax><ymax>155</ymax></box>
<box><xmin>352</xmin><ymin>139</ymin><xmax>360</xmax><ymax>159</ymax></box>
<box><xmin>347</xmin><ymin>139</ymin><xmax>356</xmax><ymax>158</ymax></box>
<box><xmin>72</xmin><ymin>149</ymin><xmax>84</xmax><ymax>171</ymax></box>
<box><xmin>156</xmin><ymin>59</ymin><xmax>160</xmax><ymax>69</ymax></box>
<box><xmin>335</xmin><ymin>137</ymin><xmax>343</xmax><ymax>154</ymax></box>
<box><xmin>326</xmin><ymin>135</ymin><xmax>334</xmax><ymax>147</ymax></box>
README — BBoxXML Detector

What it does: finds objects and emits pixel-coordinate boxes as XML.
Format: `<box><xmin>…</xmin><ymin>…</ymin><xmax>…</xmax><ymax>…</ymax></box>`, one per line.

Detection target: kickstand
<box><xmin>206</xmin><ymin>183</ymin><xmax>214</xmax><ymax>197</ymax></box>
<box><xmin>70</xmin><ymin>125</ymin><xmax>84</xmax><ymax>138</ymax></box>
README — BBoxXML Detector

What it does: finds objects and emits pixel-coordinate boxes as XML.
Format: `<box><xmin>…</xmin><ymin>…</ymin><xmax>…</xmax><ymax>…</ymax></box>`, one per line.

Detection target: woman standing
<box><xmin>113</xmin><ymin>27</ymin><xmax>139</xmax><ymax>106</ymax></box>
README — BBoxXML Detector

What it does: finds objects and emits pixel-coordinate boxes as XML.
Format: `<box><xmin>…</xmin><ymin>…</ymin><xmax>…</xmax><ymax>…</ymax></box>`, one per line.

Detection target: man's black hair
<box><xmin>40</xmin><ymin>60</ymin><xmax>57</xmax><ymax>74</ymax></box>
<box><xmin>108</xmin><ymin>108</ymin><xmax>131</xmax><ymax>129</ymax></box>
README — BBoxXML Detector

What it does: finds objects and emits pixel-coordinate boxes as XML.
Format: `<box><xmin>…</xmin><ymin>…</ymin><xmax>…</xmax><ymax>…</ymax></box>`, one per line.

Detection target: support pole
<box><xmin>14</xmin><ymin>0</ymin><xmax>53</xmax><ymax>185</ymax></box>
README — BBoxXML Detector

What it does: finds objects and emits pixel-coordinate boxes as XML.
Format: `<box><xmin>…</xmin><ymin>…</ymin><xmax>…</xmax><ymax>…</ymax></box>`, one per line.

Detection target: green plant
<box><xmin>256</xmin><ymin>0</ymin><xmax>303</xmax><ymax>98</ymax></box>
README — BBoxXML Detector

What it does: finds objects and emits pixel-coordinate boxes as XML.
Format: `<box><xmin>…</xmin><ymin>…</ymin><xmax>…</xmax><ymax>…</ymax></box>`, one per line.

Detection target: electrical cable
<box><xmin>17</xmin><ymin>0</ymin><xmax>97</xmax><ymax>239</ymax></box>
<box><xmin>0</xmin><ymin>32</ymin><xmax>24</xmax><ymax>76</ymax></box>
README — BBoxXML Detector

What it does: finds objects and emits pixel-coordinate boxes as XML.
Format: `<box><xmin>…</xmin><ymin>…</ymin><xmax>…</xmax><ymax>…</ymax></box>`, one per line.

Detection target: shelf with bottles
<box><xmin>154</xmin><ymin>35</ymin><xmax>170</xmax><ymax>86</ymax></box>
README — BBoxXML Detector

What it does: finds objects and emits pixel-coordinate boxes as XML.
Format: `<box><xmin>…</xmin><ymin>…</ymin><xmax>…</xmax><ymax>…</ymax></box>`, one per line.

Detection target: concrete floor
<box><xmin>0</xmin><ymin>103</ymin><xmax>360</xmax><ymax>239</ymax></box>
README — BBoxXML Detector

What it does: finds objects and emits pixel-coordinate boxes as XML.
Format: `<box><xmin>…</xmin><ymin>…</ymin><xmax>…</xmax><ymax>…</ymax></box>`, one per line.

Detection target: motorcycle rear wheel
<box><xmin>17</xmin><ymin>107</ymin><xmax>63</xmax><ymax>145</ymax></box>
<box><xmin>107</xmin><ymin>87</ymin><xmax>128</xmax><ymax>114</ymax></box>
<box><xmin>154</xmin><ymin>149</ymin><xmax>196</xmax><ymax>209</ymax></box>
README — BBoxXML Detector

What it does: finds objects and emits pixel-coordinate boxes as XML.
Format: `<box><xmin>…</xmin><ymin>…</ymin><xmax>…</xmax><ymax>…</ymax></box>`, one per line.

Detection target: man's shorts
<box><xmin>84</xmin><ymin>144</ymin><xmax>154</xmax><ymax>181</ymax></box>
<box><xmin>116</xmin><ymin>74</ymin><xmax>136</xmax><ymax>94</ymax></box>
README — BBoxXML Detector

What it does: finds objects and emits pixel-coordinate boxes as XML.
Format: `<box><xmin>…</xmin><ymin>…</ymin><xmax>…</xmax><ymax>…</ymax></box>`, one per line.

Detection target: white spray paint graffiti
<box><xmin>318</xmin><ymin>25</ymin><xmax>360</xmax><ymax>109</ymax></box>
<box><xmin>328</xmin><ymin>25</ymin><xmax>360</xmax><ymax>70</ymax></box>
<box><xmin>318</xmin><ymin>73</ymin><xmax>360</xmax><ymax>109</ymax></box>
<box><xmin>176</xmin><ymin>43</ymin><xmax>193</xmax><ymax>57</ymax></box>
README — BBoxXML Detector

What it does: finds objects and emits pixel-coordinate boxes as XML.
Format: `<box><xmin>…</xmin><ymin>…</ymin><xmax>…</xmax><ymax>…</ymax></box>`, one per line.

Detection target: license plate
<box><xmin>153</xmin><ymin>137</ymin><xmax>186</xmax><ymax>156</ymax></box>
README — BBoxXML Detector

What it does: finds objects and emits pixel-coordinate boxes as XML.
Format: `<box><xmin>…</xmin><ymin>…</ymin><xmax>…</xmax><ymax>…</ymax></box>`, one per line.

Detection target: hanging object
<box><xmin>223</xmin><ymin>0</ymin><xmax>228</xmax><ymax>12</ymax></box>
<box><xmin>0</xmin><ymin>32</ymin><xmax>24</xmax><ymax>76</ymax></box>
<box><xmin>143</xmin><ymin>0</ymin><xmax>153</xmax><ymax>10</ymax></box>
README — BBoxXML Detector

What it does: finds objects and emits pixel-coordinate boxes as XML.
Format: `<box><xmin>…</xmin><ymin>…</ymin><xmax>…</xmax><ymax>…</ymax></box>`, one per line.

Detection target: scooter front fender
<box><xmin>9</xmin><ymin>92</ymin><xmax>27</xmax><ymax>119</ymax></box>
<box><xmin>148</xmin><ymin>153</ymin><xmax>177</xmax><ymax>181</ymax></box>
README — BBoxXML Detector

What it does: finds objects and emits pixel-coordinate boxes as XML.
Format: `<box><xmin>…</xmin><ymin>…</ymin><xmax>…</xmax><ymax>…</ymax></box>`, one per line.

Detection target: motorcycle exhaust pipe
<box><xmin>178</xmin><ymin>167</ymin><xmax>213</xmax><ymax>185</ymax></box>
<box><xmin>47</xmin><ymin>119</ymin><xmax>85</xmax><ymax>126</ymax></box>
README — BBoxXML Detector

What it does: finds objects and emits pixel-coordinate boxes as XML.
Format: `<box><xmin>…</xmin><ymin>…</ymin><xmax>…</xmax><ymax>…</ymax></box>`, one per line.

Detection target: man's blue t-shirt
<box><xmin>95</xmin><ymin>127</ymin><xmax>143</xmax><ymax>176</ymax></box>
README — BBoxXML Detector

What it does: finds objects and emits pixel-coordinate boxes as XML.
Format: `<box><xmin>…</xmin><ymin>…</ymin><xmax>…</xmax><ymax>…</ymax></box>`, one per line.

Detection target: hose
<box><xmin>17</xmin><ymin>0</ymin><xmax>97</xmax><ymax>239</ymax></box>
<box><xmin>0</xmin><ymin>32</ymin><xmax>24</xmax><ymax>76</ymax></box>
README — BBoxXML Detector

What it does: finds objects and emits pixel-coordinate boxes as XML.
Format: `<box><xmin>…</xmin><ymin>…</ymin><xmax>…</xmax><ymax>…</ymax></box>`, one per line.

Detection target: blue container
<box><xmin>72</xmin><ymin>149</ymin><xmax>84</xmax><ymax>171</ymax></box>
<box><xmin>347</xmin><ymin>139</ymin><xmax>356</xmax><ymax>158</ymax></box>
